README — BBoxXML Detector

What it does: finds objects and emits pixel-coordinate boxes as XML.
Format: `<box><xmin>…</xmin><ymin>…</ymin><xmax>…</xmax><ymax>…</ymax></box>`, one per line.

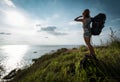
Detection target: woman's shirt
<box><xmin>82</xmin><ymin>18</ymin><xmax>91</xmax><ymax>33</ymax></box>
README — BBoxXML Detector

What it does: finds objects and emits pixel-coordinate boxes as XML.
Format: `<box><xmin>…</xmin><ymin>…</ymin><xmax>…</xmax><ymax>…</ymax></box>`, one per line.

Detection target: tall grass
<box><xmin>108</xmin><ymin>27</ymin><xmax>120</xmax><ymax>48</ymax></box>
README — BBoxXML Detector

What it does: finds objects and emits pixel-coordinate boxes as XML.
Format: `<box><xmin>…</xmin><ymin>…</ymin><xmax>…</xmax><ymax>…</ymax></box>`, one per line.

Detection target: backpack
<box><xmin>91</xmin><ymin>13</ymin><xmax>106</xmax><ymax>35</ymax></box>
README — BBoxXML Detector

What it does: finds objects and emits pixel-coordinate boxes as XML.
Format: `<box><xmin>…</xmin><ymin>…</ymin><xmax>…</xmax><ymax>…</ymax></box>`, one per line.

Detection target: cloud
<box><xmin>40</xmin><ymin>26</ymin><xmax>67</xmax><ymax>36</ymax></box>
<box><xmin>41</xmin><ymin>26</ymin><xmax>56</xmax><ymax>31</ymax></box>
<box><xmin>0</xmin><ymin>32</ymin><xmax>11</xmax><ymax>35</ymax></box>
<box><xmin>0</xmin><ymin>0</ymin><xmax>17</xmax><ymax>27</ymax></box>
<box><xmin>0</xmin><ymin>0</ymin><xmax>36</xmax><ymax>29</ymax></box>
<box><xmin>53</xmin><ymin>14</ymin><xmax>60</xmax><ymax>18</ymax></box>
<box><xmin>68</xmin><ymin>21</ymin><xmax>81</xmax><ymax>26</ymax></box>
<box><xmin>4</xmin><ymin>0</ymin><xmax>16</xmax><ymax>8</ymax></box>
<box><xmin>110</xmin><ymin>18</ymin><xmax>120</xmax><ymax>23</ymax></box>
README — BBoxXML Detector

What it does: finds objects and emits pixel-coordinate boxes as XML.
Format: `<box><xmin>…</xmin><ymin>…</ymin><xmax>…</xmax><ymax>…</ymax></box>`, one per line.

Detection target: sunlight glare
<box><xmin>5</xmin><ymin>10</ymin><xmax>27</xmax><ymax>26</ymax></box>
<box><xmin>1</xmin><ymin>45</ymin><xmax>29</xmax><ymax>72</ymax></box>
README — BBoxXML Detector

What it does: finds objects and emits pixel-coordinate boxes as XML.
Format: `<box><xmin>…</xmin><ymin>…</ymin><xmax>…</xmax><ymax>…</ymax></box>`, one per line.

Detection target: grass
<box><xmin>8</xmin><ymin>40</ymin><xmax>120</xmax><ymax>82</ymax></box>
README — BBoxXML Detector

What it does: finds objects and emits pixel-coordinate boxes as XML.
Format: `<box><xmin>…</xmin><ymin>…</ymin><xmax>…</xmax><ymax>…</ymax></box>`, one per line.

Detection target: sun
<box><xmin>5</xmin><ymin>10</ymin><xmax>27</xmax><ymax>26</ymax></box>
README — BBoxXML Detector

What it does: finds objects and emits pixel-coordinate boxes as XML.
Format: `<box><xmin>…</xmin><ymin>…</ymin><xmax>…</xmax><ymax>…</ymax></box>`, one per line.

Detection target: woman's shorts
<box><xmin>84</xmin><ymin>32</ymin><xmax>91</xmax><ymax>38</ymax></box>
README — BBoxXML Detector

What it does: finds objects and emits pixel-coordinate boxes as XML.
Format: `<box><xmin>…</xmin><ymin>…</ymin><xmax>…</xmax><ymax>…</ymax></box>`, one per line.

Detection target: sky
<box><xmin>0</xmin><ymin>0</ymin><xmax>120</xmax><ymax>45</ymax></box>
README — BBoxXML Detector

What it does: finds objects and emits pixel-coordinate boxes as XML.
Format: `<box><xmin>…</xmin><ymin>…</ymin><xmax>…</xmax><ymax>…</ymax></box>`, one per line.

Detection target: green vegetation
<box><xmin>8</xmin><ymin>39</ymin><xmax>120</xmax><ymax>82</ymax></box>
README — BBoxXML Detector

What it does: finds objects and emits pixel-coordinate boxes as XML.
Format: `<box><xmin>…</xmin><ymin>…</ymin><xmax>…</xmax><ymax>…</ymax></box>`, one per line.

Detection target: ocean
<box><xmin>0</xmin><ymin>45</ymin><xmax>79</xmax><ymax>78</ymax></box>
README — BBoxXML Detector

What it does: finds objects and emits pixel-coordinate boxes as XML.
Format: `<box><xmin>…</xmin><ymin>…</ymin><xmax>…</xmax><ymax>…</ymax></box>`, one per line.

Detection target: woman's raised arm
<box><xmin>74</xmin><ymin>16</ymin><xmax>83</xmax><ymax>22</ymax></box>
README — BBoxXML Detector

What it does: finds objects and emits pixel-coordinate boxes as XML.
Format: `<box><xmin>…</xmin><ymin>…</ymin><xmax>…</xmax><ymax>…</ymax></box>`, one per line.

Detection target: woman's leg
<box><xmin>84</xmin><ymin>37</ymin><xmax>95</xmax><ymax>56</ymax></box>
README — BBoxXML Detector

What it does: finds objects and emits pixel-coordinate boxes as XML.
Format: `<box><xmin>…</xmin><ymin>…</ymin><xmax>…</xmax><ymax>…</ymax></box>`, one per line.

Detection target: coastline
<box><xmin>0</xmin><ymin>45</ymin><xmax>79</xmax><ymax>82</ymax></box>
<box><xmin>6</xmin><ymin>43</ymin><xmax>120</xmax><ymax>82</ymax></box>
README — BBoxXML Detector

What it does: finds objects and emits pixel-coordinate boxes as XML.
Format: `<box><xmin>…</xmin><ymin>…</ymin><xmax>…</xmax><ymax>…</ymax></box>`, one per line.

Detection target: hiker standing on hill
<box><xmin>74</xmin><ymin>9</ymin><xmax>96</xmax><ymax>58</ymax></box>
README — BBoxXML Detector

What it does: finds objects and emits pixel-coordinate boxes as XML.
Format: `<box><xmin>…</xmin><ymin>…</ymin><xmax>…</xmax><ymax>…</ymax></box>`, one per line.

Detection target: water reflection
<box><xmin>1</xmin><ymin>45</ymin><xmax>29</xmax><ymax>75</ymax></box>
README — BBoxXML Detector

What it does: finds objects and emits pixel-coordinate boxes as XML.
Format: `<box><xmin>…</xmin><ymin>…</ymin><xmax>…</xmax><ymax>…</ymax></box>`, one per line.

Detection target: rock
<box><xmin>32</xmin><ymin>58</ymin><xmax>38</xmax><ymax>62</ymax></box>
<box><xmin>3</xmin><ymin>69</ymin><xmax>20</xmax><ymax>80</ymax></box>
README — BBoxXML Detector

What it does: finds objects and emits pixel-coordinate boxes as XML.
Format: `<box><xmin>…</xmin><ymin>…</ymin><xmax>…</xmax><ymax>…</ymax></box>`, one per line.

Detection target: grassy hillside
<box><xmin>8</xmin><ymin>40</ymin><xmax>120</xmax><ymax>82</ymax></box>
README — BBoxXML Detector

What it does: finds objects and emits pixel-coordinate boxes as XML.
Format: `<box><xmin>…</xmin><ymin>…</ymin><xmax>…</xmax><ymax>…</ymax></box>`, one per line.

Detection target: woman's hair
<box><xmin>83</xmin><ymin>9</ymin><xmax>90</xmax><ymax>18</ymax></box>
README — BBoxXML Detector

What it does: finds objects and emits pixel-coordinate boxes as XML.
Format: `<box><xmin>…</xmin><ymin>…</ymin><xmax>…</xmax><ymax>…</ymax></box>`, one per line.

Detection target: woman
<box><xmin>74</xmin><ymin>9</ymin><xmax>96</xmax><ymax>58</ymax></box>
